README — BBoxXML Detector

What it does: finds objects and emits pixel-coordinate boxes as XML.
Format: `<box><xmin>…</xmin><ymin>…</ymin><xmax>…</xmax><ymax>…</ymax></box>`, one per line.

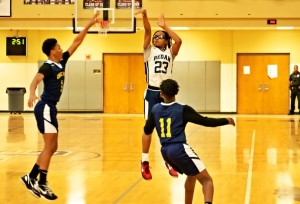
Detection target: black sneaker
<box><xmin>20</xmin><ymin>174</ymin><xmax>40</xmax><ymax>198</ymax></box>
<box><xmin>37</xmin><ymin>182</ymin><xmax>58</xmax><ymax>200</ymax></box>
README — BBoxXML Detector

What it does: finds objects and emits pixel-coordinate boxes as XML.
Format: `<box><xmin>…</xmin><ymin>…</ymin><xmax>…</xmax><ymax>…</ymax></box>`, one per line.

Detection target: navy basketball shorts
<box><xmin>34</xmin><ymin>100</ymin><xmax>58</xmax><ymax>134</ymax></box>
<box><xmin>144</xmin><ymin>88</ymin><xmax>164</xmax><ymax>120</ymax></box>
<box><xmin>161</xmin><ymin>143</ymin><xmax>206</xmax><ymax>176</ymax></box>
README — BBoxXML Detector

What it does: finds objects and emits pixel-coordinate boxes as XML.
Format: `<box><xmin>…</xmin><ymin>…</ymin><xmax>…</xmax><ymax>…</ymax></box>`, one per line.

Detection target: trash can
<box><xmin>6</xmin><ymin>87</ymin><xmax>26</xmax><ymax>114</ymax></box>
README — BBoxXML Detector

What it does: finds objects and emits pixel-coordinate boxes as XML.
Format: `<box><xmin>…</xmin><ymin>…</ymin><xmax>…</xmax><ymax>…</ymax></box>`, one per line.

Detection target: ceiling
<box><xmin>1</xmin><ymin>0</ymin><xmax>300</xmax><ymax>30</ymax></box>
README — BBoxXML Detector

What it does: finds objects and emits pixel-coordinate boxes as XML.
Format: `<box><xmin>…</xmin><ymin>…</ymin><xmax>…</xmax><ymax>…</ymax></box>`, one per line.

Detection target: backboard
<box><xmin>73</xmin><ymin>0</ymin><xmax>140</xmax><ymax>34</ymax></box>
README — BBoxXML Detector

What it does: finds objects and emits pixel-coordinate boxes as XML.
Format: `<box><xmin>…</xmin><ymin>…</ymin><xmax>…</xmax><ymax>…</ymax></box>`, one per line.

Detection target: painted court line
<box><xmin>112</xmin><ymin>178</ymin><xmax>143</xmax><ymax>204</ymax></box>
<box><xmin>244</xmin><ymin>129</ymin><xmax>256</xmax><ymax>204</ymax></box>
<box><xmin>186</xmin><ymin>126</ymin><xmax>201</xmax><ymax>138</ymax></box>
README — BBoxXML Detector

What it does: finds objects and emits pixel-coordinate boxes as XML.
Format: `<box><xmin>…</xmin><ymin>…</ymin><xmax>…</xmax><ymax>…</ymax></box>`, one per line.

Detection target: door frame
<box><xmin>102</xmin><ymin>53</ymin><xmax>144</xmax><ymax>113</ymax></box>
<box><xmin>236</xmin><ymin>53</ymin><xmax>290</xmax><ymax>114</ymax></box>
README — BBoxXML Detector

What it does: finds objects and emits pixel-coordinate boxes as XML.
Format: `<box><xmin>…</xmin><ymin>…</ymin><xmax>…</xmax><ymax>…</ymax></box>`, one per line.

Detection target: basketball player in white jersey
<box><xmin>135</xmin><ymin>9</ymin><xmax>182</xmax><ymax>178</ymax></box>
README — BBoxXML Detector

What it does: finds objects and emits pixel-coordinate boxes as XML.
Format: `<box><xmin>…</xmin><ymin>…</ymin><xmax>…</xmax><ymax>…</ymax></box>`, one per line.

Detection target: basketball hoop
<box><xmin>96</xmin><ymin>20</ymin><xmax>111</xmax><ymax>37</ymax></box>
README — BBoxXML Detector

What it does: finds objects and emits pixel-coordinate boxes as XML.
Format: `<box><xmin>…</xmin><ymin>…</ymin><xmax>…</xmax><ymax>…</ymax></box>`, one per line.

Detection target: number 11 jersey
<box><xmin>144</xmin><ymin>102</ymin><xmax>229</xmax><ymax>145</ymax></box>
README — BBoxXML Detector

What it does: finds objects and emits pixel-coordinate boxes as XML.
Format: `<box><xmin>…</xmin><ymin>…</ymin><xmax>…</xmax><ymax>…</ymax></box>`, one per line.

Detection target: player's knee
<box><xmin>196</xmin><ymin>171</ymin><xmax>213</xmax><ymax>185</ymax></box>
<box><xmin>208</xmin><ymin>176</ymin><xmax>213</xmax><ymax>185</ymax></box>
<box><xmin>49</xmin><ymin>143</ymin><xmax>58</xmax><ymax>154</ymax></box>
<box><xmin>205</xmin><ymin>173</ymin><xmax>213</xmax><ymax>182</ymax></box>
<box><xmin>204</xmin><ymin>175</ymin><xmax>213</xmax><ymax>188</ymax></box>
<box><xmin>52</xmin><ymin>143</ymin><xmax>58</xmax><ymax>154</ymax></box>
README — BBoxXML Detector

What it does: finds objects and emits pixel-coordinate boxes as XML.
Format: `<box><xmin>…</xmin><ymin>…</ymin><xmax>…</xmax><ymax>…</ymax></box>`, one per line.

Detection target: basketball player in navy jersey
<box><xmin>20</xmin><ymin>12</ymin><xmax>100</xmax><ymax>200</ymax></box>
<box><xmin>135</xmin><ymin>9</ymin><xmax>182</xmax><ymax>177</ymax></box>
<box><xmin>141</xmin><ymin>79</ymin><xmax>235</xmax><ymax>204</ymax></box>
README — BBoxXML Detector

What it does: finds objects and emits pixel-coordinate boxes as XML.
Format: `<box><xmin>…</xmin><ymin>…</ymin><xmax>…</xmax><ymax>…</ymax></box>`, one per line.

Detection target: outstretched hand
<box><xmin>135</xmin><ymin>9</ymin><xmax>146</xmax><ymax>16</ymax></box>
<box><xmin>227</xmin><ymin>118</ymin><xmax>235</xmax><ymax>126</ymax></box>
<box><xmin>156</xmin><ymin>14</ymin><xmax>166</xmax><ymax>28</ymax></box>
<box><xmin>88</xmin><ymin>10</ymin><xmax>100</xmax><ymax>26</ymax></box>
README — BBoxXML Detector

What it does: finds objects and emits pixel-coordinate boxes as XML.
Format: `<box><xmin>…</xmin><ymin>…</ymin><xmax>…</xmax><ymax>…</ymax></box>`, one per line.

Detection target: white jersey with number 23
<box><xmin>144</xmin><ymin>45</ymin><xmax>176</xmax><ymax>87</ymax></box>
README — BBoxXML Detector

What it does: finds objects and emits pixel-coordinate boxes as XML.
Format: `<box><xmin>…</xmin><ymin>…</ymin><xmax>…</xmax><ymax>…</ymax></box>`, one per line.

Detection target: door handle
<box><xmin>264</xmin><ymin>83</ymin><xmax>269</xmax><ymax>91</ymax></box>
<box><xmin>258</xmin><ymin>83</ymin><xmax>262</xmax><ymax>91</ymax></box>
<box><xmin>124</xmin><ymin>84</ymin><xmax>128</xmax><ymax>91</ymax></box>
<box><xmin>130</xmin><ymin>83</ymin><xmax>134</xmax><ymax>91</ymax></box>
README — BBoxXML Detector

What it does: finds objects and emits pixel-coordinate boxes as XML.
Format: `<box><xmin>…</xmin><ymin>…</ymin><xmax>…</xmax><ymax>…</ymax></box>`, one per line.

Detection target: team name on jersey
<box><xmin>154</xmin><ymin>54</ymin><xmax>171</xmax><ymax>62</ymax></box>
<box><xmin>57</xmin><ymin>71</ymin><xmax>65</xmax><ymax>79</ymax></box>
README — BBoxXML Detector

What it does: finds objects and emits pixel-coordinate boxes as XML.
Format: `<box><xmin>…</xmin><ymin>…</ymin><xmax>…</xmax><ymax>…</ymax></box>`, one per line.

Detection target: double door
<box><xmin>103</xmin><ymin>54</ymin><xmax>146</xmax><ymax>113</ymax></box>
<box><xmin>237</xmin><ymin>53</ymin><xmax>289</xmax><ymax>114</ymax></box>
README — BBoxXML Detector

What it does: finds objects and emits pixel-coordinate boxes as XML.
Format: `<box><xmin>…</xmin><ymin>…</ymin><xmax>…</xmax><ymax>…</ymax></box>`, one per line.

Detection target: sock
<box><xmin>38</xmin><ymin>169</ymin><xmax>48</xmax><ymax>184</ymax></box>
<box><xmin>205</xmin><ymin>202</ymin><xmax>212</xmax><ymax>204</ymax></box>
<box><xmin>142</xmin><ymin>153</ymin><xmax>149</xmax><ymax>162</ymax></box>
<box><xmin>29</xmin><ymin>163</ymin><xmax>40</xmax><ymax>179</ymax></box>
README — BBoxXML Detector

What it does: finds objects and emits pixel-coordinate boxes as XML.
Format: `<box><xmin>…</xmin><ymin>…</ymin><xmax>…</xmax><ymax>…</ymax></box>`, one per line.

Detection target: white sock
<box><xmin>142</xmin><ymin>153</ymin><xmax>149</xmax><ymax>162</ymax></box>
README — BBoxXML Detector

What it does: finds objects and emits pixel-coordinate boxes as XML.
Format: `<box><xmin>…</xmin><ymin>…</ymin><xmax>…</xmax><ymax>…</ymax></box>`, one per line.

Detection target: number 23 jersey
<box><xmin>144</xmin><ymin>45</ymin><xmax>176</xmax><ymax>87</ymax></box>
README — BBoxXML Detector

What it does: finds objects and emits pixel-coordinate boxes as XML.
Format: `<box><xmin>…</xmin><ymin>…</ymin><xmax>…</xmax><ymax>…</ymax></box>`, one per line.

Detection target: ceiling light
<box><xmin>170</xmin><ymin>27</ymin><xmax>189</xmax><ymax>30</ymax></box>
<box><xmin>276</xmin><ymin>27</ymin><xmax>294</xmax><ymax>30</ymax></box>
<box><xmin>66</xmin><ymin>27</ymin><xmax>84</xmax><ymax>30</ymax></box>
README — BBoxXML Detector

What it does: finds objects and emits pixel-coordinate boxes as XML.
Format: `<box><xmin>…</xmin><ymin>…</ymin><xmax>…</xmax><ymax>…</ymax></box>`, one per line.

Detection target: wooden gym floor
<box><xmin>0</xmin><ymin>113</ymin><xmax>300</xmax><ymax>204</ymax></box>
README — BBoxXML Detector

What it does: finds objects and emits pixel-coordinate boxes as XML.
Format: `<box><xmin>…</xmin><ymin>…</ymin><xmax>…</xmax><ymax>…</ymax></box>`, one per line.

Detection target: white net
<box><xmin>96</xmin><ymin>20</ymin><xmax>111</xmax><ymax>37</ymax></box>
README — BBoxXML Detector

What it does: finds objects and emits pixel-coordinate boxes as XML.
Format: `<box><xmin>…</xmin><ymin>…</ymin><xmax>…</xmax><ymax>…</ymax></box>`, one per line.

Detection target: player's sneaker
<box><xmin>20</xmin><ymin>174</ymin><xmax>40</xmax><ymax>198</ymax></box>
<box><xmin>165</xmin><ymin>162</ymin><xmax>178</xmax><ymax>178</ymax></box>
<box><xmin>36</xmin><ymin>182</ymin><xmax>58</xmax><ymax>200</ymax></box>
<box><xmin>141</xmin><ymin>161</ymin><xmax>152</xmax><ymax>180</ymax></box>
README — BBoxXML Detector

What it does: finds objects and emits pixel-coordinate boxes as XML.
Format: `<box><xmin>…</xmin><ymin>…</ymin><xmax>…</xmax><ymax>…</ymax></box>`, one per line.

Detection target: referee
<box><xmin>289</xmin><ymin>65</ymin><xmax>300</xmax><ymax>115</ymax></box>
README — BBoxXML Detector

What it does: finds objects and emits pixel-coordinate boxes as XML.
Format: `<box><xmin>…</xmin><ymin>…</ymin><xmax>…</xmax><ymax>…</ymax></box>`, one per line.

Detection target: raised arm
<box><xmin>135</xmin><ymin>9</ymin><xmax>151</xmax><ymax>49</ymax></box>
<box><xmin>67</xmin><ymin>11</ymin><xmax>100</xmax><ymax>56</ymax></box>
<box><xmin>157</xmin><ymin>14</ymin><xmax>182</xmax><ymax>55</ymax></box>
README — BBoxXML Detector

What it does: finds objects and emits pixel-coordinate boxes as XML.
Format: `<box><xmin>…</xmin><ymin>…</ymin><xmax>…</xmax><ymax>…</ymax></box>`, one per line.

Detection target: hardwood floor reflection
<box><xmin>0</xmin><ymin>113</ymin><xmax>300</xmax><ymax>204</ymax></box>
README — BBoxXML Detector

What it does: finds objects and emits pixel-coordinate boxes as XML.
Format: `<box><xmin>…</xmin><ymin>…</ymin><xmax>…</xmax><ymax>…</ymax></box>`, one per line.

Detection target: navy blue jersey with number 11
<box><xmin>152</xmin><ymin>102</ymin><xmax>186</xmax><ymax>145</ymax></box>
<box><xmin>144</xmin><ymin>102</ymin><xmax>229</xmax><ymax>145</ymax></box>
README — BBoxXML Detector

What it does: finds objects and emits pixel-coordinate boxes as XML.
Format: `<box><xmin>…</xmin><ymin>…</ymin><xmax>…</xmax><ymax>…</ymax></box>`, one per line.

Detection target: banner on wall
<box><xmin>24</xmin><ymin>0</ymin><xmax>74</xmax><ymax>4</ymax></box>
<box><xmin>83</xmin><ymin>0</ymin><xmax>104</xmax><ymax>9</ymax></box>
<box><xmin>83</xmin><ymin>0</ymin><xmax>141</xmax><ymax>9</ymax></box>
<box><xmin>0</xmin><ymin>0</ymin><xmax>11</xmax><ymax>17</ymax></box>
<box><xmin>116</xmin><ymin>0</ymin><xmax>142</xmax><ymax>9</ymax></box>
